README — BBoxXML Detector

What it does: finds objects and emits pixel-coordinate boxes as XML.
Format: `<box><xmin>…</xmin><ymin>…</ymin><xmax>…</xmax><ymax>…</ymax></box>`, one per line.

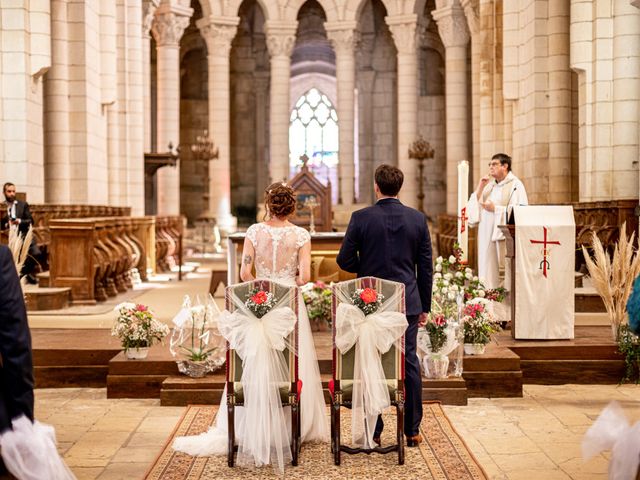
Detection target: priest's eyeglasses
<box><xmin>488</xmin><ymin>161</ymin><xmax>502</xmax><ymax>167</ymax></box>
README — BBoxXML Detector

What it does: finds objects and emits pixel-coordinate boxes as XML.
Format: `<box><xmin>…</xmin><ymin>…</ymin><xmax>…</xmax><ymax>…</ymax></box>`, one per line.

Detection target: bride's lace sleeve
<box><xmin>246</xmin><ymin>224</ymin><xmax>259</xmax><ymax>247</ymax></box>
<box><xmin>296</xmin><ymin>227</ymin><xmax>311</xmax><ymax>248</ymax></box>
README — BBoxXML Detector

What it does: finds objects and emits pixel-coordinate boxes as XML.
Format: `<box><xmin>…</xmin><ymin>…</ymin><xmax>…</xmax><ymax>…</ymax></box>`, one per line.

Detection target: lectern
<box><xmin>500</xmin><ymin>206</ymin><xmax>575</xmax><ymax>340</ymax></box>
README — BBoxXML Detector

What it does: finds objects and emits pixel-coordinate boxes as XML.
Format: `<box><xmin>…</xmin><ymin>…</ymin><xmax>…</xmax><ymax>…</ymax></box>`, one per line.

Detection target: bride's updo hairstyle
<box><xmin>265</xmin><ymin>182</ymin><xmax>296</xmax><ymax>219</ymax></box>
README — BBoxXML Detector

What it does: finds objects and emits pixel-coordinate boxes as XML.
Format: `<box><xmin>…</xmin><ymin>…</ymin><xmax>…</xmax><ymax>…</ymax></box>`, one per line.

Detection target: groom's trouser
<box><xmin>375</xmin><ymin>314</ymin><xmax>423</xmax><ymax>437</ymax></box>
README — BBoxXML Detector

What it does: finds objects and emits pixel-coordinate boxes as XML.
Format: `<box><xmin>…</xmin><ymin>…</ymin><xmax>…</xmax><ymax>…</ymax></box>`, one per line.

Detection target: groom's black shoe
<box><xmin>372</xmin><ymin>434</ymin><xmax>381</xmax><ymax>446</ymax></box>
<box><xmin>406</xmin><ymin>434</ymin><xmax>423</xmax><ymax>447</ymax></box>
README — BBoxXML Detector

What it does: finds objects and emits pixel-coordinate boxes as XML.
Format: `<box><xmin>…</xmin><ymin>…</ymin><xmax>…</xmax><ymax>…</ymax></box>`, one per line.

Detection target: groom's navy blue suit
<box><xmin>336</xmin><ymin>197</ymin><xmax>433</xmax><ymax>437</ymax></box>
<box><xmin>0</xmin><ymin>245</ymin><xmax>34</xmax><ymax>475</ymax></box>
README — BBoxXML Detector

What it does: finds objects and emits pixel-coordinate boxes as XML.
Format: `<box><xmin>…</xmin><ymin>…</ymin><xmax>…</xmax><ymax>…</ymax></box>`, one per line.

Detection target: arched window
<box><xmin>289</xmin><ymin>88</ymin><xmax>338</xmax><ymax>200</ymax></box>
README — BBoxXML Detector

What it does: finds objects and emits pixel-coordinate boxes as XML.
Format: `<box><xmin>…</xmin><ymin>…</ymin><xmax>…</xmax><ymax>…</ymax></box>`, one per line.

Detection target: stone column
<box><xmin>142</xmin><ymin>1</ymin><xmax>158</xmax><ymax>153</ymax></box>
<box><xmin>433</xmin><ymin>2</ymin><xmax>470</xmax><ymax>214</ymax></box>
<box><xmin>44</xmin><ymin>0</ymin><xmax>70</xmax><ymax>203</ymax></box>
<box><xmin>266</xmin><ymin>23</ymin><xmax>297</xmax><ymax>184</ymax></box>
<box><xmin>151</xmin><ymin>4</ymin><xmax>192</xmax><ymax>215</ymax></box>
<box><xmin>461</xmin><ymin>0</ymin><xmax>480</xmax><ymax>184</ymax></box>
<box><xmin>254</xmin><ymin>73</ymin><xmax>270</xmax><ymax>195</ymax></box>
<box><xmin>327</xmin><ymin>23</ymin><xmax>358</xmax><ymax>205</ymax></box>
<box><xmin>386</xmin><ymin>15</ymin><xmax>419</xmax><ymax>209</ymax></box>
<box><xmin>198</xmin><ymin>16</ymin><xmax>239</xmax><ymax>232</ymax></box>
<box><xmin>613</xmin><ymin>0</ymin><xmax>640</xmax><ymax>199</ymax></box>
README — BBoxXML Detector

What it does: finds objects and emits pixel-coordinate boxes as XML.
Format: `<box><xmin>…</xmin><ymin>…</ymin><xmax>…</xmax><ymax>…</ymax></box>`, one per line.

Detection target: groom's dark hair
<box><xmin>374</xmin><ymin>165</ymin><xmax>404</xmax><ymax>197</ymax></box>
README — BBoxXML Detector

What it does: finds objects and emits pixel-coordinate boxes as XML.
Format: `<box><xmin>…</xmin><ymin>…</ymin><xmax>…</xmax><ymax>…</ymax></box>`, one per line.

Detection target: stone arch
<box><xmin>282</xmin><ymin>0</ymin><xmax>339</xmax><ymax>23</ymax></box>
<box><xmin>342</xmin><ymin>0</ymin><xmax>397</xmax><ymax>23</ymax></box>
<box><xmin>198</xmin><ymin>0</ymin><xmax>274</xmax><ymax>21</ymax></box>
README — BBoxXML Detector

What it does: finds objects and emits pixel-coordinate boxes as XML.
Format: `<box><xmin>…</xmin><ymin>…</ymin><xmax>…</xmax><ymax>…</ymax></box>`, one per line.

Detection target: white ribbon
<box><xmin>0</xmin><ymin>416</ymin><xmax>76</xmax><ymax>480</ymax></box>
<box><xmin>335</xmin><ymin>303</ymin><xmax>407</xmax><ymax>449</ymax></box>
<box><xmin>582</xmin><ymin>401</ymin><xmax>640</xmax><ymax>480</ymax></box>
<box><xmin>217</xmin><ymin>306</ymin><xmax>297</xmax><ymax>473</ymax></box>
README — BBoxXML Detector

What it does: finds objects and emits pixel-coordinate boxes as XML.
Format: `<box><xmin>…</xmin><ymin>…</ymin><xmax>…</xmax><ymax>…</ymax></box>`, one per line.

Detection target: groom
<box><xmin>337</xmin><ymin>164</ymin><xmax>433</xmax><ymax>447</ymax></box>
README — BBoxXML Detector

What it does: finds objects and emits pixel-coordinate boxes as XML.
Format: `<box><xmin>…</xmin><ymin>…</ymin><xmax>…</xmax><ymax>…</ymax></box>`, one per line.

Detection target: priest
<box><xmin>467</xmin><ymin>153</ymin><xmax>528</xmax><ymax>289</ymax></box>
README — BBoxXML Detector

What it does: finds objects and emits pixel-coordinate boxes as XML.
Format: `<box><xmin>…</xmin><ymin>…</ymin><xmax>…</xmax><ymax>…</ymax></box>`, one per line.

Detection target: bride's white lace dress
<box><xmin>173</xmin><ymin>223</ymin><xmax>328</xmax><ymax>467</ymax></box>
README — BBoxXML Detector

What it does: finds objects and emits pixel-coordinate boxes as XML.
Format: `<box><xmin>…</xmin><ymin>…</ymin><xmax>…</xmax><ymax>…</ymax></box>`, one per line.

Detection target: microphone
<box><xmin>506</xmin><ymin>186</ymin><xmax>518</xmax><ymax>225</ymax></box>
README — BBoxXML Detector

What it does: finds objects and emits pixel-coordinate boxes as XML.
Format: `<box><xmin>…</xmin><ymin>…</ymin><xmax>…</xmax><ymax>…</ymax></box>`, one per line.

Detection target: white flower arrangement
<box><xmin>111</xmin><ymin>303</ymin><xmax>169</xmax><ymax>351</ymax></box>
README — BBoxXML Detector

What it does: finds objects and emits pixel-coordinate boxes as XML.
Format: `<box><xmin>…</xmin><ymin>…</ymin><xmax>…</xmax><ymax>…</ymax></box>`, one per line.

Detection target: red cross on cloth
<box><xmin>529</xmin><ymin>226</ymin><xmax>561</xmax><ymax>278</ymax></box>
<box><xmin>459</xmin><ymin>207</ymin><xmax>468</xmax><ymax>234</ymax></box>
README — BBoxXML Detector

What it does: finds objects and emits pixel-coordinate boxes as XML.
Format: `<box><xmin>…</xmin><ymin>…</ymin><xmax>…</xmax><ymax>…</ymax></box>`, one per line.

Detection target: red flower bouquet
<box><xmin>352</xmin><ymin>287</ymin><xmax>384</xmax><ymax>315</ymax></box>
<box><xmin>245</xmin><ymin>289</ymin><xmax>276</xmax><ymax>318</ymax></box>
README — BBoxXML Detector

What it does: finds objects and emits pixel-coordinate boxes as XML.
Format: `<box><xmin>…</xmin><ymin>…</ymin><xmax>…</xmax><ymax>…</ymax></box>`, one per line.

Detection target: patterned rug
<box><xmin>145</xmin><ymin>402</ymin><xmax>487</xmax><ymax>480</ymax></box>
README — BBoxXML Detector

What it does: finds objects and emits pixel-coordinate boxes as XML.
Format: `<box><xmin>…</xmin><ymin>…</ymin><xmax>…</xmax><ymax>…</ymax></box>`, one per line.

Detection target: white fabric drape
<box><xmin>174</xmin><ymin>298</ymin><xmax>296</xmax><ymax>474</ymax></box>
<box><xmin>582</xmin><ymin>401</ymin><xmax>640</xmax><ymax>480</ymax></box>
<box><xmin>0</xmin><ymin>416</ymin><xmax>76</xmax><ymax>480</ymax></box>
<box><xmin>334</xmin><ymin>286</ymin><xmax>407</xmax><ymax>450</ymax></box>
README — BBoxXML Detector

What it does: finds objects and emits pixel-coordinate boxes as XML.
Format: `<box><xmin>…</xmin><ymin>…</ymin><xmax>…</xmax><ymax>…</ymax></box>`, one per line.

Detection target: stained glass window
<box><xmin>289</xmin><ymin>88</ymin><xmax>339</xmax><ymax>201</ymax></box>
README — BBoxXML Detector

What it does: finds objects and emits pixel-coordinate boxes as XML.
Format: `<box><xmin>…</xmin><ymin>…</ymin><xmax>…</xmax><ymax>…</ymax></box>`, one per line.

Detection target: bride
<box><xmin>173</xmin><ymin>182</ymin><xmax>328</xmax><ymax>469</ymax></box>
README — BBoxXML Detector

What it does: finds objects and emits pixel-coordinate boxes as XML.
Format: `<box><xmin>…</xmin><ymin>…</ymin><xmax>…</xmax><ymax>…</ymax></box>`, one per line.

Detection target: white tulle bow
<box><xmin>335</xmin><ymin>303</ymin><xmax>407</xmax><ymax>449</ymax></box>
<box><xmin>0</xmin><ymin>415</ymin><xmax>76</xmax><ymax>480</ymax></box>
<box><xmin>582</xmin><ymin>401</ymin><xmax>640</xmax><ymax>480</ymax></box>
<box><xmin>217</xmin><ymin>306</ymin><xmax>297</xmax><ymax>473</ymax></box>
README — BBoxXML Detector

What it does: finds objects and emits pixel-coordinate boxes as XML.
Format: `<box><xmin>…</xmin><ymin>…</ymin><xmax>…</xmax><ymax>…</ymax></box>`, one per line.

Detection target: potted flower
<box><xmin>112</xmin><ymin>302</ymin><xmax>169</xmax><ymax>359</ymax></box>
<box><xmin>302</xmin><ymin>281</ymin><xmax>332</xmax><ymax>331</ymax></box>
<box><xmin>462</xmin><ymin>300</ymin><xmax>500</xmax><ymax>355</ymax></box>
<box><xmin>170</xmin><ymin>295</ymin><xmax>225</xmax><ymax>378</ymax></box>
<box><xmin>422</xmin><ymin>313</ymin><xmax>452</xmax><ymax>378</ymax></box>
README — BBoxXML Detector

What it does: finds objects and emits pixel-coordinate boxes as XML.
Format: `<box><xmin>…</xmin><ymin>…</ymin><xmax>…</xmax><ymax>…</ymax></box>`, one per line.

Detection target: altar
<box><xmin>226</xmin><ymin>231</ymin><xmax>355</xmax><ymax>284</ymax></box>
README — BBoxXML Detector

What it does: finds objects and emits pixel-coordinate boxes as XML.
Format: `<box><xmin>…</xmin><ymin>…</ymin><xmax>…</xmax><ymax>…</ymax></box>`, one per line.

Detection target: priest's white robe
<box><xmin>467</xmin><ymin>172</ymin><xmax>528</xmax><ymax>289</ymax></box>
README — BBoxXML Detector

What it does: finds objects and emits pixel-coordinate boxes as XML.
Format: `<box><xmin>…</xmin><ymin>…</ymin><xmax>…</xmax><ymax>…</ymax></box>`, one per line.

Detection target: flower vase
<box><xmin>177</xmin><ymin>360</ymin><xmax>209</xmax><ymax>378</ymax></box>
<box><xmin>463</xmin><ymin>343</ymin><xmax>486</xmax><ymax>355</ymax></box>
<box><xmin>125</xmin><ymin>347</ymin><xmax>149</xmax><ymax>360</ymax></box>
<box><xmin>423</xmin><ymin>353</ymin><xmax>449</xmax><ymax>379</ymax></box>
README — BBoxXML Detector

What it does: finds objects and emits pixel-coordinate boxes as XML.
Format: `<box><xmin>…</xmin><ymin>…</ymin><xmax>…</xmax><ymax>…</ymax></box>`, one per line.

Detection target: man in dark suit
<box><xmin>1</xmin><ymin>182</ymin><xmax>39</xmax><ymax>284</ymax></box>
<box><xmin>0</xmin><ymin>244</ymin><xmax>35</xmax><ymax>476</ymax></box>
<box><xmin>337</xmin><ymin>164</ymin><xmax>433</xmax><ymax>447</ymax></box>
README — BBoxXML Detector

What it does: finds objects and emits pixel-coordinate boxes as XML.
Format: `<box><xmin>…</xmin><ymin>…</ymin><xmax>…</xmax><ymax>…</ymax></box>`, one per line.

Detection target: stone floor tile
<box><xmin>110</xmin><ymin>446</ymin><xmax>160</xmax><ymax>464</ymax></box>
<box><xmin>71</xmin><ymin>467</ymin><xmax>104</xmax><ymax>480</ymax></box>
<box><xmin>558</xmin><ymin>456</ymin><xmax>609</xmax><ymax>476</ymax></box>
<box><xmin>505</xmin><ymin>469</ymin><xmax>572</xmax><ymax>480</ymax></box>
<box><xmin>89</xmin><ymin>415</ymin><xmax>144</xmax><ymax>432</ymax></box>
<box><xmin>490</xmin><ymin>452</ymin><xmax>557</xmax><ymax>472</ymax></box>
<box><xmin>136</xmin><ymin>415</ymin><xmax>181</xmax><ymax>433</ymax></box>
<box><xmin>64</xmin><ymin>431</ymin><xmax>132</xmax><ymax>467</ymax></box>
<box><xmin>145</xmin><ymin>406</ymin><xmax>186</xmax><ymax>417</ymax></box>
<box><xmin>96</xmin><ymin>462</ymin><xmax>150</xmax><ymax>480</ymax></box>
<box><xmin>126</xmin><ymin>431</ymin><xmax>168</xmax><ymax>448</ymax></box>
<box><xmin>478</xmin><ymin>436</ymin><xmax>541</xmax><ymax>455</ymax></box>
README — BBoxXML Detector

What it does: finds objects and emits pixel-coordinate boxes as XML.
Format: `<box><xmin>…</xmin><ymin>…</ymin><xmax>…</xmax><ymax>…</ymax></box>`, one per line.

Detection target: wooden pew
<box><xmin>48</xmin><ymin>217</ymin><xmax>145</xmax><ymax>304</ymax></box>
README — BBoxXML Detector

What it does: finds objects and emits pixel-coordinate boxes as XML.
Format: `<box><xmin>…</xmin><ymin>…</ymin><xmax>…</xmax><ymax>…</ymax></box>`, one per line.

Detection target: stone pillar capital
<box><xmin>432</xmin><ymin>4</ymin><xmax>469</xmax><ymax>48</ymax></box>
<box><xmin>151</xmin><ymin>5</ymin><xmax>193</xmax><ymax>47</ymax></box>
<box><xmin>459</xmin><ymin>0</ymin><xmax>479</xmax><ymax>36</ymax></box>
<box><xmin>197</xmin><ymin>16</ymin><xmax>240</xmax><ymax>57</ymax></box>
<box><xmin>385</xmin><ymin>15</ymin><xmax>419</xmax><ymax>55</ymax></box>
<box><xmin>325</xmin><ymin>22</ymin><xmax>359</xmax><ymax>55</ymax></box>
<box><xmin>266</xmin><ymin>34</ymin><xmax>296</xmax><ymax>57</ymax></box>
<box><xmin>143</xmin><ymin>0</ymin><xmax>159</xmax><ymax>38</ymax></box>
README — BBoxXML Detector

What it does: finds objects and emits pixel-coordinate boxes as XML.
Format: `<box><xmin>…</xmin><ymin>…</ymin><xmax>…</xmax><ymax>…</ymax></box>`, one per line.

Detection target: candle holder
<box><xmin>190</xmin><ymin>130</ymin><xmax>220</xmax><ymax>253</ymax></box>
<box><xmin>303</xmin><ymin>195</ymin><xmax>319</xmax><ymax>235</ymax></box>
<box><xmin>408</xmin><ymin>136</ymin><xmax>435</xmax><ymax>214</ymax></box>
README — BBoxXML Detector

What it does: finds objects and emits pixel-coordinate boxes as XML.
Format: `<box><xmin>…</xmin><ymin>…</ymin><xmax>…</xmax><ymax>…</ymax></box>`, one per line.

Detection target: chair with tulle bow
<box><xmin>330</xmin><ymin>276</ymin><xmax>406</xmax><ymax>465</ymax></box>
<box><xmin>224</xmin><ymin>279</ymin><xmax>301</xmax><ymax>467</ymax></box>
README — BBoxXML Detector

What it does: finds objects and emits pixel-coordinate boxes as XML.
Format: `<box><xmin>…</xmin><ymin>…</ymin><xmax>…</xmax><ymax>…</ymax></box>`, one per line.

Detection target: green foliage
<box><xmin>617</xmin><ymin>324</ymin><xmax>640</xmax><ymax>384</ymax></box>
